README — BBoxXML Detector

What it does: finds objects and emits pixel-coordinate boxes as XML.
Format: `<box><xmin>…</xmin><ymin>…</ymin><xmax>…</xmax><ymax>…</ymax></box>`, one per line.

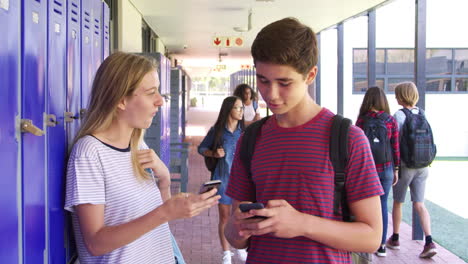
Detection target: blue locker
<box><xmin>91</xmin><ymin>0</ymin><xmax>102</xmax><ymax>74</ymax></box>
<box><xmin>81</xmin><ymin>0</ymin><xmax>93</xmax><ymax>112</ymax></box>
<box><xmin>141</xmin><ymin>53</ymin><xmax>171</xmax><ymax>166</ymax></box>
<box><xmin>170</xmin><ymin>68</ymin><xmax>182</xmax><ymax>144</ymax></box>
<box><xmin>21</xmin><ymin>0</ymin><xmax>47</xmax><ymax>262</ymax></box>
<box><xmin>67</xmin><ymin>0</ymin><xmax>82</xmax><ymax>145</ymax></box>
<box><xmin>64</xmin><ymin>0</ymin><xmax>81</xmax><ymax>261</ymax></box>
<box><xmin>0</xmin><ymin>0</ymin><xmax>20</xmax><ymax>262</ymax></box>
<box><xmin>47</xmin><ymin>0</ymin><xmax>67</xmax><ymax>262</ymax></box>
<box><xmin>102</xmin><ymin>2</ymin><xmax>109</xmax><ymax>59</ymax></box>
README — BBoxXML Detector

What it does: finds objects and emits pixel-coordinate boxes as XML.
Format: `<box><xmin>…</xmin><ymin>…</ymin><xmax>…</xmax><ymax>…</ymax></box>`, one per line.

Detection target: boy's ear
<box><xmin>305</xmin><ymin>66</ymin><xmax>318</xmax><ymax>85</ymax></box>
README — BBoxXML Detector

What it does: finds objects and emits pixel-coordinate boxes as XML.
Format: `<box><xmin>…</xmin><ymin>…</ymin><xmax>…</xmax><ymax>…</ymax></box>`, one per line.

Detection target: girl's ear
<box><xmin>305</xmin><ymin>66</ymin><xmax>318</xmax><ymax>85</ymax></box>
<box><xmin>117</xmin><ymin>97</ymin><xmax>127</xmax><ymax>111</ymax></box>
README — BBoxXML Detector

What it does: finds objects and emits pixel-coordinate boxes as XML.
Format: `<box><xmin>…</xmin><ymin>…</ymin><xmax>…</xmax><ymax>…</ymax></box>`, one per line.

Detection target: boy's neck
<box><xmin>275</xmin><ymin>96</ymin><xmax>321</xmax><ymax>128</ymax></box>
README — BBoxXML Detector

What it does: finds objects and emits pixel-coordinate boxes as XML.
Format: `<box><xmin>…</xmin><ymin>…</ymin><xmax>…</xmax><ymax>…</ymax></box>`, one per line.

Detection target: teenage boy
<box><xmin>225</xmin><ymin>17</ymin><xmax>384</xmax><ymax>264</ymax></box>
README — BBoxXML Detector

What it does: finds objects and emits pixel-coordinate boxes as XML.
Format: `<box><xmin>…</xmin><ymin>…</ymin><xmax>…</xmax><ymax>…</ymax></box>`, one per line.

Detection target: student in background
<box><xmin>233</xmin><ymin>83</ymin><xmax>261</xmax><ymax>126</ymax></box>
<box><xmin>224</xmin><ymin>17</ymin><xmax>383</xmax><ymax>264</ymax></box>
<box><xmin>198</xmin><ymin>96</ymin><xmax>247</xmax><ymax>264</ymax></box>
<box><xmin>386</xmin><ymin>82</ymin><xmax>437</xmax><ymax>258</ymax></box>
<box><xmin>356</xmin><ymin>86</ymin><xmax>400</xmax><ymax>257</ymax></box>
<box><xmin>65</xmin><ymin>52</ymin><xmax>220</xmax><ymax>263</ymax></box>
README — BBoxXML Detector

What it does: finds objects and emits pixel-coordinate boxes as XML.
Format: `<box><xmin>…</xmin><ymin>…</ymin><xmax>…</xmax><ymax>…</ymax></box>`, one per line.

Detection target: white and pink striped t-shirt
<box><xmin>65</xmin><ymin>135</ymin><xmax>174</xmax><ymax>264</ymax></box>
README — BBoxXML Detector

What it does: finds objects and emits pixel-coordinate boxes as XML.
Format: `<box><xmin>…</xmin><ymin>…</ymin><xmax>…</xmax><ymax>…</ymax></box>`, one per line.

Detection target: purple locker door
<box><xmin>0</xmin><ymin>0</ymin><xmax>20</xmax><ymax>262</ymax></box>
<box><xmin>21</xmin><ymin>0</ymin><xmax>47</xmax><ymax>262</ymax></box>
<box><xmin>65</xmin><ymin>0</ymin><xmax>81</xmax><ymax>260</ymax></box>
<box><xmin>91</xmin><ymin>0</ymin><xmax>102</xmax><ymax>75</ymax></box>
<box><xmin>102</xmin><ymin>2</ymin><xmax>109</xmax><ymax>60</ymax></box>
<box><xmin>67</xmin><ymin>0</ymin><xmax>81</xmax><ymax>145</ymax></box>
<box><xmin>47</xmin><ymin>0</ymin><xmax>67</xmax><ymax>262</ymax></box>
<box><xmin>81</xmin><ymin>0</ymin><xmax>93</xmax><ymax>114</ymax></box>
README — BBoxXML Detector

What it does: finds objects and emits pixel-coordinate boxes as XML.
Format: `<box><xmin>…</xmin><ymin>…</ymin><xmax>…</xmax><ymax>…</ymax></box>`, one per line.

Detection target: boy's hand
<box><xmin>239</xmin><ymin>199</ymin><xmax>305</xmax><ymax>239</ymax></box>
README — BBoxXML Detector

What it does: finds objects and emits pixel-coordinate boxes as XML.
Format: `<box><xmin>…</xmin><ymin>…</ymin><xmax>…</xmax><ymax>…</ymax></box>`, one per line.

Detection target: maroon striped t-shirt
<box><xmin>226</xmin><ymin>108</ymin><xmax>383</xmax><ymax>264</ymax></box>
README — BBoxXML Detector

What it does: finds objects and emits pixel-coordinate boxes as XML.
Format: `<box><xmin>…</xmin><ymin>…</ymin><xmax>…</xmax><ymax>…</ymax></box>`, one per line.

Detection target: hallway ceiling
<box><xmin>131</xmin><ymin>0</ymin><xmax>388</xmax><ymax>78</ymax></box>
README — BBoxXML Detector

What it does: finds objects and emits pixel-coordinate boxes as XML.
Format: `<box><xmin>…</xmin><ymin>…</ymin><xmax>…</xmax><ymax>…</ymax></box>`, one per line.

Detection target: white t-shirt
<box><xmin>64</xmin><ymin>135</ymin><xmax>174</xmax><ymax>264</ymax></box>
<box><xmin>243</xmin><ymin>101</ymin><xmax>259</xmax><ymax>122</ymax></box>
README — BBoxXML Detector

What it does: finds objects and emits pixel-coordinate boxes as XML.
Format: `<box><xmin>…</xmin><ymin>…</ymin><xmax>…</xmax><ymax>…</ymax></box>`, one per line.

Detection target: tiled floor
<box><xmin>169</xmin><ymin>107</ymin><xmax>466</xmax><ymax>264</ymax></box>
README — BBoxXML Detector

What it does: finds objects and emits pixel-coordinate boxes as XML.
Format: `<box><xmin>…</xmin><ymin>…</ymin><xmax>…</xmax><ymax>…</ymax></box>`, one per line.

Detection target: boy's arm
<box><xmin>242</xmin><ymin>195</ymin><xmax>382</xmax><ymax>253</ymax></box>
<box><xmin>224</xmin><ymin>199</ymin><xmax>252</xmax><ymax>249</ymax></box>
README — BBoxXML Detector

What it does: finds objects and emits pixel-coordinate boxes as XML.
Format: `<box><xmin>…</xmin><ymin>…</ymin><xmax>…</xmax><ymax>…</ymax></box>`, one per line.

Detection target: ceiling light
<box><xmin>233</xmin><ymin>9</ymin><xmax>252</xmax><ymax>32</ymax></box>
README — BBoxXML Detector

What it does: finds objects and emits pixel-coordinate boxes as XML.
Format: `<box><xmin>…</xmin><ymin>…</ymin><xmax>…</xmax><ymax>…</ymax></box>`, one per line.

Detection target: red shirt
<box><xmin>226</xmin><ymin>108</ymin><xmax>383</xmax><ymax>264</ymax></box>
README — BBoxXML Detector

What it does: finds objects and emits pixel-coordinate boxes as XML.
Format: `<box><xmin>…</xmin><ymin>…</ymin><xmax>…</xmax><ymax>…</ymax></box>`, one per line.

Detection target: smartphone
<box><xmin>239</xmin><ymin>202</ymin><xmax>267</xmax><ymax>219</ymax></box>
<box><xmin>199</xmin><ymin>179</ymin><xmax>222</xmax><ymax>194</ymax></box>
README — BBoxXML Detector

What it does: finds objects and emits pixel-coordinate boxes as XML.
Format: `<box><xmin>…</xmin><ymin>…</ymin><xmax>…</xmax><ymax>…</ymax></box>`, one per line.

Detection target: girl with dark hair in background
<box><xmin>233</xmin><ymin>83</ymin><xmax>261</xmax><ymax>126</ymax></box>
<box><xmin>356</xmin><ymin>86</ymin><xmax>400</xmax><ymax>257</ymax></box>
<box><xmin>198</xmin><ymin>96</ymin><xmax>246</xmax><ymax>264</ymax></box>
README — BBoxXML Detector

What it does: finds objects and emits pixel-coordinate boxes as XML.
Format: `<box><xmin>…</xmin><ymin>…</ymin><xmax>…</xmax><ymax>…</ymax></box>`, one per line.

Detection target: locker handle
<box><xmin>21</xmin><ymin>119</ymin><xmax>45</xmax><ymax>136</ymax></box>
<box><xmin>64</xmin><ymin>112</ymin><xmax>79</xmax><ymax>123</ymax></box>
<box><xmin>46</xmin><ymin>114</ymin><xmax>58</xmax><ymax>127</ymax></box>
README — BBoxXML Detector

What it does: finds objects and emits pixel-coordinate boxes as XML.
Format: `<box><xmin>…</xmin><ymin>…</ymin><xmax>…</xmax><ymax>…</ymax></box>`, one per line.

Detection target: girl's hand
<box><xmin>214</xmin><ymin>147</ymin><xmax>225</xmax><ymax>158</ymax></box>
<box><xmin>137</xmin><ymin>149</ymin><xmax>170</xmax><ymax>187</ymax></box>
<box><xmin>162</xmin><ymin>189</ymin><xmax>221</xmax><ymax>221</ymax></box>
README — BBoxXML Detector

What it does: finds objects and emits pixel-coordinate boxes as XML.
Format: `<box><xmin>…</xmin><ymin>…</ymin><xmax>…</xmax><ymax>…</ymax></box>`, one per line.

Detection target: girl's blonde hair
<box><xmin>74</xmin><ymin>52</ymin><xmax>157</xmax><ymax>180</ymax></box>
<box><xmin>395</xmin><ymin>81</ymin><xmax>419</xmax><ymax>107</ymax></box>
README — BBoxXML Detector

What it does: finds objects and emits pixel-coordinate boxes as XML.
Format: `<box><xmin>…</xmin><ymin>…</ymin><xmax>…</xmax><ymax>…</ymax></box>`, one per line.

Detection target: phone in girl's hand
<box><xmin>199</xmin><ymin>179</ymin><xmax>222</xmax><ymax>194</ymax></box>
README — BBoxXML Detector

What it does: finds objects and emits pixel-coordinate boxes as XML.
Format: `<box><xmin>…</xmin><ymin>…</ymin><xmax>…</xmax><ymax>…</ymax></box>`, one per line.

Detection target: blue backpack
<box><xmin>400</xmin><ymin>108</ymin><xmax>436</xmax><ymax>168</ymax></box>
<box><xmin>361</xmin><ymin>113</ymin><xmax>393</xmax><ymax>164</ymax></box>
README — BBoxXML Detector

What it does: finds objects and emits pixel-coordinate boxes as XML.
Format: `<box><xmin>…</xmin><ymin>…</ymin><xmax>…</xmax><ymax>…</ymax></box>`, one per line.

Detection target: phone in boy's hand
<box><xmin>199</xmin><ymin>179</ymin><xmax>222</xmax><ymax>194</ymax></box>
<box><xmin>239</xmin><ymin>202</ymin><xmax>267</xmax><ymax>219</ymax></box>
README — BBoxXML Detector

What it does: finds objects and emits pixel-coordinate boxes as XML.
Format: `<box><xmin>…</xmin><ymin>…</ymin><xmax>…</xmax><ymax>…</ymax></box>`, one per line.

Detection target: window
<box><xmin>353</xmin><ymin>48</ymin><xmax>468</xmax><ymax>93</ymax></box>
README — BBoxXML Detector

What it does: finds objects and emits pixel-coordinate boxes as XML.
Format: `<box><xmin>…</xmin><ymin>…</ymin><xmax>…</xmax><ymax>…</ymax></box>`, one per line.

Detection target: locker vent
<box><xmin>83</xmin><ymin>11</ymin><xmax>91</xmax><ymax>30</ymax></box>
<box><xmin>94</xmin><ymin>18</ymin><xmax>100</xmax><ymax>35</ymax></box>
<box><xmin>70</xmin><ymin>1</ymin><xmax>79</xmax><ymax>23</ymax></box>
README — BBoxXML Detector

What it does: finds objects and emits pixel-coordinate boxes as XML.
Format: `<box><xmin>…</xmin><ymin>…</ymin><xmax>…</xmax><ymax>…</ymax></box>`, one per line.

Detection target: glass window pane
<box><xmin>354</xmin><ymin>78</ymin><xmax>368</xmax><ymax>93</ymax></box>
<box><xmin>388</xmin><ymin>78</ymin><xmax>413</xmax><ymax>92</ymax></box>
<box><xmin>455</xmin><ymin>78</ymin><xmax>468</xmax><ymax>91</ymax></box>
<box><xmin>376</xmin><ymin>49</ymin><xmax>385</xmax><ymax>74</ymax></box>
<box><xmin>387</xmin><ymin>49</ymin><xmax>414</xmax><ymax>75</ymax></box>
<box><xmin>376</xmin><ymin>79</ymin><xmax>385</xmax><ymax>90</ymax></box>
<box><xmin>426</xmin><ymin>78</ymin><xmax>452</xmax><ymax>92</ymax></box>
<box><xmin>353</xmin><ymin>49</ymin><xmax>367</xmax><ymax>75</ymax></box>
<box><xmin>455</xmin><ymin>49</ymin><xmax>468</xmax><ymax>74</ymax></box>
<box><xmin>426</xmin><ymin>49</ymin><xmax>452</xmax><ymax>75</ymax></box>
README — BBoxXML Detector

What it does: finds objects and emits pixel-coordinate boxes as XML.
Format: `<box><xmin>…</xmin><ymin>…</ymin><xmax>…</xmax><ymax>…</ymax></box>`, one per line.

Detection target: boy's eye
<box><xmin>258</xmin><ymin>78</ymin><xmax>269</xmax><ymax>84</ymax></box>
<box><xmin>279</xmin><ymin>82</ymin><xmax>291</xmax><ymax>87</ymax></box>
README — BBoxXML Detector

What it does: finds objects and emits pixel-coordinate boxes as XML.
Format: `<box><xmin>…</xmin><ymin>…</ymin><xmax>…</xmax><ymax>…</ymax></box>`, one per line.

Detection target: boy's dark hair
<box><xmin>251</xmin><ymin>17</ymin><xmax>318</xmax><ymax>77</ymax></box>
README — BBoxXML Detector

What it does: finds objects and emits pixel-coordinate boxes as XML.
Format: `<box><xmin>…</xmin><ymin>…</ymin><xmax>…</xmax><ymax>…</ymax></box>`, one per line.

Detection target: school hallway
<box><xmin>168</xmin><ymin>106</ymin><xmax>467</xmax><ymax>264</ymax></box>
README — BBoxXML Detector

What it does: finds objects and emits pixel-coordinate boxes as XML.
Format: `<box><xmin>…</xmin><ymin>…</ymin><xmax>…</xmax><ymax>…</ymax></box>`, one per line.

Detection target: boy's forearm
<box><xmin>301</xmin><ymin>215</ymin><xmax>381</xmax><ymax>252</ymax></box>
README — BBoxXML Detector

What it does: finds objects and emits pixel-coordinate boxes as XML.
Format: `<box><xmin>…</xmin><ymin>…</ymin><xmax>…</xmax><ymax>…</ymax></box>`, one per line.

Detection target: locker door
<box><xmin>21</xmin><ymin>0</ymin><xmax>47</xmax><ymax>262</ymax></box>
<box><xmin>81</xmin><ymin>0</ymin><xmax>93</xmax><ymax>114</ymax></box>
<box><xmin>91</xmin><ymin>0</ymin><xmax>102</xmax><ymax>74</ymax></box>
<box><xmin>65</xmin><ymin>1</ymin><xmax>81</xmax><ymax>260</ymax></box>
<box><xmin>102</xmin><ymin>2</ymin><xmax>109</xmax><ymax>60</ymax></box>
<box><xmin>0</xmin><ymin>0</ymin><xmax>20</xmax><ymax>262</ymax></box>
<box><xmin>47</xmin><ymin>0</ymin><xmax>67</xmax><ymax>262</ymax></box>
<box><xmin>160</xmin><ymin>55</ymin><xmax>170</xmax><ymax>166</ymax></box>
<box><xmin>67</xmin><ymin>0</ymin><xmax>81</xmax><ymax>145</ymax></box>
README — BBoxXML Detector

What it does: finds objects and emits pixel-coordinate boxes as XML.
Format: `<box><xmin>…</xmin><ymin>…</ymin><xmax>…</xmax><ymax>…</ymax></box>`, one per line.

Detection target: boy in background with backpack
<box><xmin>356</xmin><ymin>86</ymin><xmax>400</xmax><ymax>257</ymax></box>
<box><xmin>224</xmin><ymin>17</ymin><xmax>384</xmax><ymax>264</ymax></box>
<box><xmin>386</xmin><ymin>82</ymin><xmax>437</xmax><ymax>258</ymax></box>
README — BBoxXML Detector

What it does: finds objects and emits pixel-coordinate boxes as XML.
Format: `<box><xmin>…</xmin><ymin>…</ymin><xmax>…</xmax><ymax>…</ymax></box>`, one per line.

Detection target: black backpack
<box><xmin>400</xmin><ymin>108</ymin><xmax>437</xmax><ymax>168</ymax></box>
<box><xmin>361</xmin><ymin>113</ymin><xmax>393</xmax><ymax>164</ymax></box>
<box><xmin>240</xmin><ymin>114</ymin><xmax>354</xmax><ymax>222</ymax></box>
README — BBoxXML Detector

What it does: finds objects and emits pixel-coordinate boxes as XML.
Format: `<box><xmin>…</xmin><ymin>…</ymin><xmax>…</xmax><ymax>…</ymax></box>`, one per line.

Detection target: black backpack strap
<box><xmin>240</xmin><ymin>116</ymin><xmax>271</xmax><ymax>179</ymax></box>
<box><xmin>330</xmin><ymin>114</ymin><xmax>352</xmax><ymax>221</ymax></box>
